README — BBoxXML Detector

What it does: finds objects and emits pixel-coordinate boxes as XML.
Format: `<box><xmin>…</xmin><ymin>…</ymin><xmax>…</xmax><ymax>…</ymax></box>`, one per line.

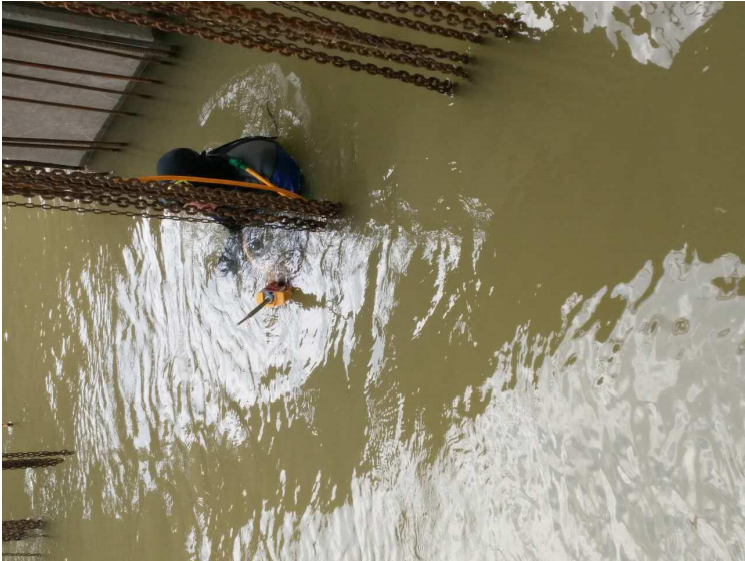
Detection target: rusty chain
<box><xmin>270</xmin><ymin>1</ymin><xmax>470</xmax><ymax>63</ymax></box>
<box><xmin>3</xmin><ymin>458</ymin><xmax>65</xmax><ymax>470</ymax></box>
<box><xmin>432</xmin><ymin>1</ymin><xmax>519</xmax><ymax>26</ymax></box>
<box><xmin>139</xmin><ymin>1</ymin><xmax>470</xmax><ymax>64</ymax></box>
<box><xmin>3</xmin><ymin>166</ymin><xmax>343</xmax><ymax>218</ymax></box>
<box><xmin>302</xmin><ymin>1</ymin><xmax>482</xmax><ymax>43</ymax></box>
<box><xmin>2</xmin><ymin>450</ymin><xmax>75</xmax><ymax>459</ymax></box>
<box><xmin>364</xmin><ymin>2</ymin><xmax>517</xmax><ymax>37</ymax></box>
<box><xmin>3</xmin><ymin>450</ymin><xmax>75</xmax><ymax>471</ymax></box>
<box><xmin>130</xmin><ymin>1</ymin><xmax>469</xmax><ymax>79</ymax></box>
<box><xmin>3</xmin><ymin>201</ymin><xmax>225</xmax><ymax>226</ymax></box>
<box><xmin>2</xmin><ymin>520</ymin><xmax>45</xmax><ymax>542</ymax></box>
<box><xmin>2</xmin><ymin>166</ymin><xmax>341</xmax><ymax>231</ymax></box>
<box><xmin>42</xmin><ymin>2</ymin><xmax>455</xmax><ymax>95</ymax></box>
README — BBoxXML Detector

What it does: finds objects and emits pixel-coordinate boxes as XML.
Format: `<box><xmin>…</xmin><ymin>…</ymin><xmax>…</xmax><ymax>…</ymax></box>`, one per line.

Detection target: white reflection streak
<box><xmin>266</xmin><ymin>250</ymin><xmax>745</xmax><ymax>560</ymax></box>
<box><xmin>199</xmin><ymin>63</ymin><xmax>312</xmax><ymax>140</ymax></box>
<box><xmin>501</xmin><ymin>1</ymin><xmax>723</xmax><ymax>68</ymax></box>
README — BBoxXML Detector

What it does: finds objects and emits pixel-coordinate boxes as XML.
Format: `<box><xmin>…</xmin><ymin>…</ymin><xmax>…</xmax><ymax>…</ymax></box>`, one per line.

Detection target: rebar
<box><xmin>3</xmin><ymin>137</ymin><xmax>127</xmax><ymax>146</ymax></box>
<box><xmin>2</xmin><ymin>96</ymin><xmax>137</xmax><ymax>117</ymax></box>
<box><xmin>2</xmin><ymin>22</ymin><xmax>177</xmax><ymax>57</ymax></box>
<box><xmin>2</xmin><ymin>31</ymin><xmax>169</xmax><ymax>63</ymax></box>
<box><xmin>3</xmin><ymin>142</ymin><xmax>121</xmax><ymax>152</ymax></box>
<box><xmin>2</xmin><ymin>58</ymin><xmax>162</xmax><ymax>84</ymax></box>
<box><xmin>2</xmin><ymin>73</ymin><xmax>153</xmax><ymax>99</ymax></box>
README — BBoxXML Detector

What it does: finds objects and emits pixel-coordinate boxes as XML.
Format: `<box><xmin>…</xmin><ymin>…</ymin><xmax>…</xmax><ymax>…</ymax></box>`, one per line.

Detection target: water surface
<box><xmin>3</xmin><ymin>2</ymin><xmax>744</xmax><ymax>559</ymax></box>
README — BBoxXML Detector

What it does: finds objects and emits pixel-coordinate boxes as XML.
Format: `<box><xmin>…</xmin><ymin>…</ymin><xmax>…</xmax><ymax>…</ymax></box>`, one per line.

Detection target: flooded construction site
<box><xmin>2</xmin><ymin>2</ymin><xmax>744</xmax><ymax>559</ymax></box>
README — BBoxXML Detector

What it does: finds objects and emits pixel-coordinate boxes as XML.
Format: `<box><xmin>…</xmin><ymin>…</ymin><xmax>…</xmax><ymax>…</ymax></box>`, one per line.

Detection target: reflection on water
<box><xmin>199</xmin><ymin>64</ymin><xmax>312</xmax><ymax>143</ymax></box>
<box><xmin>511</xmin><ymin>1</ymin><xmax>723</xmax><ymax>68</ymax></box>
<box><xmin>3</xmin><ymin>2</ymin><xmax>744</xmax><ymax>559</ymax></box>
<box><xmin>238</xmin><ymin>250</ymin><xmax>745</xmax><ymax>560</ymax></box>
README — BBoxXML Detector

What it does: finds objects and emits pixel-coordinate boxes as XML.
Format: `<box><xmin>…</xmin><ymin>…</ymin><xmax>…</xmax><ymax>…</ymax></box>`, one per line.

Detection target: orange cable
<box><xmin>136</xmin><ymin>175</ymin><xmax>305</xmax><ymax>200</ymax></box>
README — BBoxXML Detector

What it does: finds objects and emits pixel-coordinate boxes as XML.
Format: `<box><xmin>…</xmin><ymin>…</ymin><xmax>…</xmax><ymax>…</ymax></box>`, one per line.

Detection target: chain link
<box><xmin>365</xmin><ymin>2</ymin><xmax>517</xmax><ymax>37</ymax></box>
<box><xmin>2</xmin><ymin>450</ymin><xmax>75</xmax><ymax>459</ymax></box>
<box><xmin>3</xmin><ymin>165</ymin><xmax>341</xmax><ymax>232</ymax></box>
<box><xmin>2</xmin><ymin>520</ymin><xmax>45</xmax><ymax>542</ymax></box>
<box><xmin>270</xmin><ymin>1</ymin><xmax>470</xmax><ymax>64</ymax></box>
<box><xmin>431</xmin><ymin>1</ymin><xmax>520</xmax><ymax>27</ymax></box>
<box><xmin>132</xmin><ymin>1</ymin><xmax>469</xmax><ymax>79</ymax></box>
<box><xmin>3</xmin><ymin>450</ymin><xmax>74</xmax><ymax>471</ymax></box>
<box><xmin>302</xmin><ymin>1</ymin><xmax>481</xmax><ymax>43</ymax></box>
<box><xmin>4</xmin><ymin>201</ymin><xmax>230</xmax><ymax>226</ymax></box>
<box><xmin>3</xmin><ymin>458</ymin><xmax>65</xmax><ymax>470</ymax></box>
<box><xmin>144</xmin><ymin>1</ymin><xmax>470</xmax><ymax>64</ymax></box>
<box><xmin>42</xmin><ymin>2</ymin><xmax>455</xmax><ymax>95</ymax></box>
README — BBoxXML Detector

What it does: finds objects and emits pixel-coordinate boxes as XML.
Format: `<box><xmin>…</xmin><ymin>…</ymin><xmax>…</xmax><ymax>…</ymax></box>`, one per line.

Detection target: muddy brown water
<box><xmin>3</xmin><ymin>2</ymin><xmax>745</xmax><ymax>559</ymax></box>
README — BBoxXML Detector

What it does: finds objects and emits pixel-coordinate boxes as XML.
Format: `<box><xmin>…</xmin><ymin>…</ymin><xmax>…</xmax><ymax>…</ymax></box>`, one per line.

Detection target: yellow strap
<box><xmin>136</xmin><ymin>175</ymin><xmax>305</xmax><ymax>200</ymax></box>
<box><xmin>233</xmin><ymin>162</ymin><xmax>275</xmax><ymax>188</ymax></box>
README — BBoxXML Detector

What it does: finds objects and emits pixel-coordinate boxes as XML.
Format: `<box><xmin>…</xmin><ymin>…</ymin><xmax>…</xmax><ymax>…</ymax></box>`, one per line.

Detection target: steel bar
<box><xmin>2</xmin><ymin>22</ymin><xmax>178</xmax><ymax>57</ymax></box>
<box><xmin>3</xmin><ymin>137</ymin><xmax>127</xmax><ymax>146</ymax></box>
<box><xmin>2</xmin><ymin>32</ymin><xmax>168</xmax><ymax>63</ymax></box>
<box><xmin>2</xmin><ymin>72</ymin><xmax>153</xmax><ymax>99</ymax></box>
<box><xmin>2</xmin><ymin>142</ymin><xmax>121</xmax><ymax>152</ymax></box>
<box><xmin>2</xmin><ymin>59</ymin><xmax>162</xmax><ymax>84</ymax></box>
<box><xmin>3</xmin><ymin>96</ymin><xmax>137</xmax><ymax>116</ymax></box>
<box><xmin>2</xmin><ymin>159</ymin><xmax>82</xmax><ymax>170</ymax></box>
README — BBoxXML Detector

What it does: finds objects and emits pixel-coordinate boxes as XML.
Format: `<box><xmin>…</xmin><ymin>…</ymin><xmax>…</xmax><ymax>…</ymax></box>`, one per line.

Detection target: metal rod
<box><xmin>237</xmin><ymin>297</ymin><xmax>272</xmax><ymax>325</ymax></box>
<box><xmin>2</xmin><ymin>23</ymin><xmax>178</xmax><ymax>57</ymax></box>
<box><xmin>2</xmin><ymin>31</ymin><xmax>169</xmax><ymax>64</ymax></box>
<box><xmin>2</xmin><ymin>72</ymin><xmax>153</xmax><ymax>99</ymax></box>
<box><xmin>2</xmin><ymin>96</ymin><xmax>137</xmax><ymax>116</ymax></box>
<box><xmin>2</xmin><ymin>159</ymin><xmax>82</xmax><ymax>170</ymax></box>
<box><xmin>3</xmin><ymin>137</ymin><xmax>127</xmax><ymax>146</ymax></box>
<box><xmin>2</xmin><ymin>59</ymin><xmax>162</xmax><ymax>84</ymax></box>
<box><xmin>2</xmin><ymin>142</ymin><xmax>120</xmax><ymax>152</ymax></box>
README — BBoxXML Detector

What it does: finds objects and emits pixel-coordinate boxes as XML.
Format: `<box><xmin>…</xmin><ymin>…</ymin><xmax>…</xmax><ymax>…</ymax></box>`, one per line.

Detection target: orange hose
<box><xmin>136</xmin><ymin>175</ymin><xmax>305</xmax><ymax>200</ymax></box>
<box><xmin>231</xmin><ymin>163</ymin><xmax>274</xmax><ymax>188</ymax></box>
